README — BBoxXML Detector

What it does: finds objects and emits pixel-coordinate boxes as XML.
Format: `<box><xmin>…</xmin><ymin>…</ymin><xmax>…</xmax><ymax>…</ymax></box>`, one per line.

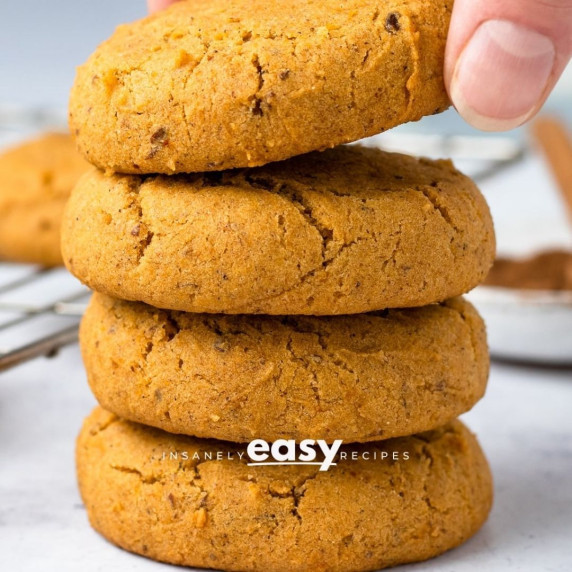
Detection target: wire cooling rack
<box><xmin>0</xmin><ymin>105</ymin><xmax>527</xmax><ymax>373</ymax></box>
<box><xmin>0</xmin><ymin>265</ymin><xmax>90</xmax><ymax>372</ymax></box>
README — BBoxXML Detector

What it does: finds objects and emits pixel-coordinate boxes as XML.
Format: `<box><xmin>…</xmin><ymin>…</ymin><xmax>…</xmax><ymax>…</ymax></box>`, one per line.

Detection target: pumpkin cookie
<box><xmin>62</xmin><ymin>146</ymin><xmax>495</xmax><ymax>315</ymax></box>
<box><xmin>77</xmin><ymin>407</ymin><xmax>492</xmax><ymax>572</ymax></box>
<box><xmin>0</xmin><ymin>133</ymin><xmax>89</xmax><ymax>266</ymax></box>
<box><xmin>69</xmin><ymin>0</ymin><xmax>452</xmax><ymax>174</ymax></box>
<box><xmin>81</xmin><ymin>294</ymin><xmax>489</xmax><ymax>443</ymax></box>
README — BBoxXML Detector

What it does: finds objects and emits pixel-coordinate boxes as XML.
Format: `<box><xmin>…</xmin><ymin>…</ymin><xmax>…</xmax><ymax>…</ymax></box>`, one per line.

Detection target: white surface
<box><xmin>0</xmin><ymin>345</ymin><xmax>571</xmax><ymax>572</ymax></box>
<box><xmin>1</xmin><ymin>126</ymin><xmax>572</xmax><ymax>570</ymax></box>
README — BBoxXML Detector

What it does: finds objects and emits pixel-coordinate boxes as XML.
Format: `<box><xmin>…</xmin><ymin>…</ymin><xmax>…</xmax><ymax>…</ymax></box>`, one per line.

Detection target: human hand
<box><xmin>446</xmin><ymin>0</ymin><xmax>572</xmax><ymax>131</ymax></box>
<box><xmin>148</xmin><ymin>0</ymin><xmax>572</xmax><ymax>132</ymax></box>
<box><xmin>147</xmin><ymin>0</ymin><xmax>174</xmax><ymax>12</ymax></box>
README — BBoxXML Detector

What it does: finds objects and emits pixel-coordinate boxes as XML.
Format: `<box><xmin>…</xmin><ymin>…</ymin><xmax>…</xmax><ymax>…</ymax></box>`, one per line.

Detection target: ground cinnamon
<box><xmin>486</xmin><ymin>118</ymin><xmax>572</xmax><ymax>292</ymax></box>
<box><xmin>484</xmin><ymin>250</ymin><xmax>572</xmax><ymax>291</ymax></box>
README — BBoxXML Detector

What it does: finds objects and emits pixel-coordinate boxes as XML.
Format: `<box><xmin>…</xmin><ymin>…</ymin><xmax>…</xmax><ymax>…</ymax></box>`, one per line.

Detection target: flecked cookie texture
<box><xmin>0</xmin><ymin>133</ymin><xmax>89</xmax><ymax>266</ymax></box>
<box><xmin>78</xmin><ymin>407</ymin><xmax>492</xmax><ymax>572</ymax></box>
<box><xmin>69</xmin><ymin>0</ymin><xmax>452</xmax><ymax>174</ymax></box>
<box><xmin>62</xmin><ymin>146</ymin><xmax>495</xmax><ymax>315</ymax></box>
<box><xmin>81</xmin><ymin>294</ymin><xmax>489</xmax><ymax>443</ymax></box>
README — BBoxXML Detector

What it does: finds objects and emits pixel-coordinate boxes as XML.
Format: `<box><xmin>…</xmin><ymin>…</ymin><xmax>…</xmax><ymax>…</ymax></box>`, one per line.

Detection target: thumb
<box><xmin>147</xmin><ymin>0</ymin><xmax>177</xmax><ymax>13</ymax></box>
<box><xmin>445</xmin><ymin>0</ymin><xmax>572</xmax><ymax>131</ymax></box>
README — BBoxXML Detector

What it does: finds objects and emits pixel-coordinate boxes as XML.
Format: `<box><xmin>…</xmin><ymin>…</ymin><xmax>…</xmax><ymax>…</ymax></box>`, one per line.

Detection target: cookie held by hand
<box><xmin>69</xmin><ymin>0</ymin><xmax>452</xmax><ymax>174</ymax></box>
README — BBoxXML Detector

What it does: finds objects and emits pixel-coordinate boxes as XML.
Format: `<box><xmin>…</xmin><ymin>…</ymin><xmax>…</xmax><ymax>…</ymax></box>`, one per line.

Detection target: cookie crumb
<box><xmin>385</xmin><ymin>13</ymin><xmax>400</xmax><ymax>33</ymax></box>
<box><xmin>192</xmin><ymin>507</ymin><xmax>208</xmax><ymax>528</ymax></box>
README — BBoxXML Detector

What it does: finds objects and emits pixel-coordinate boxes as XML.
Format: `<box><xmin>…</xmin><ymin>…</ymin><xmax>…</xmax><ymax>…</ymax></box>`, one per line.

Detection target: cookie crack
<box><xmin>380</xmin><ymin>224</ymin><xmax>403</xmax><ymax>272</ymax></box>
<box><xmin>314</xmin><ymin>330</ymin><xmax>358</xmax><ymax>380</ymax></box>
<box><xmin>191</xmin><ymin>464</ymin><xmax>210</xmax><ymax>505</ymax></box>
<box><xmin>400</xmin><ymin>15</ymin><xmax>420</xmax><ymax>121</ymax></box>
<box><xmin>267</xmin><ymin>473</ymin><xmax>321</xmax><ymax>525</ymax></box>
<box><xmin>109</xmin><ymin>464</ymin><xmax>160</xmax><ymax>484</ymax></box>
<box><xmin>285</xmin><ymin>334</ymin><xmax>322</xmax><ymax>410</ymax></box>
<box><xmin>125</xmin><ymin>178</ymin><xmax>155</xmax><ymax>263</ymax></box>
<box><xmin>180</xmin><ymin>102</ymin><xmax>193</xmax><ymax>150</ymax></box>
<box><xmin>291</xmin><ymin>486</ymin><xmax>303</xmax><ymax>523</ymax></box>
<box><xmin>89</xmin><ymin>415</ymin><xmax>120</xmax><ymax>436</ymax></box>
<box><xmin>291</xmin><ymin>472</ymin><xmax>321</xmax><ymax>524</ymax></box>
<box><xmin>108</xmin><ymin>50</ymin><xmax>158</xmax><ymax>86</ymax></box>
<box><xmin>420</xmin><ymin>187</ymin><xmax>456</xmax><ymax>228</ymax></box>
<box><xmin>241</xmin><ymin>170</ymin><xmax>358</xmax><ymax>201</ymax></box>
<box><xmin>250</xmin><ymin>54</ymin><xmax>265</xmax><ymax>116</ymax></box>
<box><xmin>322</xmin><ymin>235</ymin><xmax>368</xmax><ymax>270</ymax></box>
<box><xmin>277</xmin><ymin>185</ymin><xmax>334</xmax><ymax>262</ymax></box>
<box><xmin>419</xmin><ymin>186</ymin><xmax>458</xmax><ymax>256</ymax></box>
<box><xmin>173</xmin><ymin>36</ymin><xmax>214</xmax><ymax>150</ymax></box>
<box><xmin>444</xmin><ymin>301</ymin><xmax>479</xmax><ymax>365</ymax></box>
<box><xmin>279</xmin><ymin>185</ymin><xmax>334</xmax><ymax>256</ymax></box>
<box><xmin>241</xmin><ymin>175</ymin><xmax>339</xmax><ymax>277</ymax></box>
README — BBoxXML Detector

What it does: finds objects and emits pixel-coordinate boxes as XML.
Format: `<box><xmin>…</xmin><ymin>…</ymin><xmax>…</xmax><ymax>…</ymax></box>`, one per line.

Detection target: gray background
<box><xmin>0</xmin><ymin>0</ymin><xmax>145</xmax><ymax>108</ymax></box>
<box><xmin>0</xmin><ymin>0</ymin><xmax>570</xmax><ymax>110</ymax></box>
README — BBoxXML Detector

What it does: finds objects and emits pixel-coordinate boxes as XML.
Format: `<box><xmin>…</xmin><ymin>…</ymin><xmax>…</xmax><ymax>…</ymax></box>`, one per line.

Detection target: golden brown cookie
<box><xmin>0</xmin><ymin>133</ymin><xmax>89</xmax><ymax>266</ymax></box>
<box><xmin>69</xmin><ymin>0</ymin><xmax>452</xmax><ymax>174</ymax></box>
<box><xmin>62</xmin><ymin>146</ymin><xmax>495</xmax><ymax>315</ymax></box>
<box><xmin>81</xmin><ymin>294</ymin><xmax>489</xmax><ymax>443</ymax></box>
<box><xmin>77</xmin><ymin>407</ymin><xmax>493</xmax><ymax>572</ymax></box>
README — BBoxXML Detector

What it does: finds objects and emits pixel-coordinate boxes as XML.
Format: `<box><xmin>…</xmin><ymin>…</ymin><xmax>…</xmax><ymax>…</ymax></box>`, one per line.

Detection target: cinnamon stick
<box><xmin>531</xmin><ymin>116</ymin><xmax>572</xmax><ymax>225</ymax></box>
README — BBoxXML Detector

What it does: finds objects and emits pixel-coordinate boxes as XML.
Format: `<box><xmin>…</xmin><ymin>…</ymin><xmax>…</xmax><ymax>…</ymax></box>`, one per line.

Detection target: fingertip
<box><xmin>449</xmin><ymin>81</ymin><xmax>533</xmax><ymax>132</ymax></box>
<box><xmin>448</xmin><ymin>20</ymin><xmax>555</xmax><ymax>132</ymax></box>
<box><xmin>147</xmin><ymin>0</ymin><xmax>175</xmax><ymax>14</ymax></box>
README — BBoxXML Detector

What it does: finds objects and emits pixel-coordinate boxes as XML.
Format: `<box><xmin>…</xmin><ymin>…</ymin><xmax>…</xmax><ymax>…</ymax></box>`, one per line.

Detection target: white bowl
<box><xmin>467</xmin><ymin>285</ymin><xmax>572</xmax><ymax>365</ymax></box>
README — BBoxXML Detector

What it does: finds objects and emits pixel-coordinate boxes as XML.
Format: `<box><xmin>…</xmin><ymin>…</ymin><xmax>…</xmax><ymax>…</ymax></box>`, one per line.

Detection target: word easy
<box><xmin>246</xmin><ymin>439</ymin><xmax>344</xmax><ymax>471</ymax></box>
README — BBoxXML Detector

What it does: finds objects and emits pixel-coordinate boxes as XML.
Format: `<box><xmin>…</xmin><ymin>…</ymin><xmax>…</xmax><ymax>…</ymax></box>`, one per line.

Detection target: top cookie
<box><xmin>69</xmin><ymin>0</ymin><xmax>452</xmax><ymax>174</ymax></box>
<box><xmin>0</xmin><ymin>133</ymin><xmax>89</xmax><ymax>266</ymax></box>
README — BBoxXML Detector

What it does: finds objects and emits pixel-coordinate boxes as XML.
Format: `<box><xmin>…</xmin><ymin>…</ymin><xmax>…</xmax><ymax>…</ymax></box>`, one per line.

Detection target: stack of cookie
<box><xmin>62</xmin><ymin>1</ymin><xmax>495</xmax><ymax>570</ymax></box>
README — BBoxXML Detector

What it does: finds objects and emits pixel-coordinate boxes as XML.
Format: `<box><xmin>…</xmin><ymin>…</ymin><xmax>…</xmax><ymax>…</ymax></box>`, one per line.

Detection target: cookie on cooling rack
<box><xmin>0</xmin><ymin>133</ymin><xmax>89</xmax><ymax>266</ymax></box>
